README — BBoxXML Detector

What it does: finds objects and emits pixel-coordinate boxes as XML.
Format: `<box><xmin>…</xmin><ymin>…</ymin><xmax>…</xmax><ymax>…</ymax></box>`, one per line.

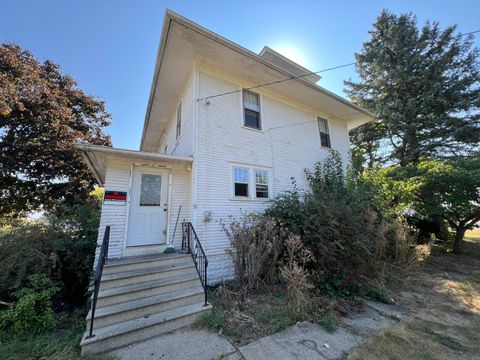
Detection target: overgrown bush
<box><xmin>222</xmin><ymin>213</ymin><xmax>288</xmax><ymax>292</ymax></box>
<box><xmin>280</xmin><ymin>235</ymin><xmax>314</xmax><ymax>314</ymax></box>
<box><xmin>266</xmin><ymin>151</ymin><xmax>417</xmax><ymax>294</ymax></box>
<box><xmin>0</xmin><ymin>222</ymin><xmax>53</xmax><ymax>304</ymax></box>
<box><xmin>0</xmin><ymin>189</ymin><xmax>102</xmax><ymax>309</ymax></box>
<box><xmin>0</xmin><ymin>275</ymin><xmax>58</xmax><ymax>337</ymax></box>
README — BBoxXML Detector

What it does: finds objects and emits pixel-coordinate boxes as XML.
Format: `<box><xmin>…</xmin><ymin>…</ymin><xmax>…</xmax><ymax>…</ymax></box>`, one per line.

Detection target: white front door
<box><xmin>127</xmin><ymin>166</ymin><xmax>168</xmax><ymax>247</ymax></box>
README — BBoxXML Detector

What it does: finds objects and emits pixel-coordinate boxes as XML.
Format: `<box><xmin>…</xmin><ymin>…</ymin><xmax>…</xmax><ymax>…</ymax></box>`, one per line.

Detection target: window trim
<box><xmin>253</xmin><ymin>169</ymin><xmax>269</xmax><ymax>199</ymax></box>
<box><xmin>175</xmin><ymin>102</ymin><xmax>182</xmax><ymax>141</ymax></box>
<box><xmin>230</xmin><ymin>164</ymin><xmax>271</xmax><ymax>200</ymax></box>
<box><xmin>317</xmin><ymin>116</ymin><xmax>331</xmax><ymax>149</ymax></box>
<box><xmin>242</xmin><ymin>89</ymin><xmax>262</xmax><ymax>131</ymax></box>
<box><xmin>232</xmin><ymin>167</ymin><xmax>250</xmax><ymax>198</ymax></box>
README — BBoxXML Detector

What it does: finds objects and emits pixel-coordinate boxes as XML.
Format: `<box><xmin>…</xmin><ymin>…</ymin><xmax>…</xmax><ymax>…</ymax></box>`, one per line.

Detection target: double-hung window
<box><xmin>317</xmin><ymin>117</ymin><xmax>331</xmax><ymax>148</ymax></box>
<box><xmin>233</xmin><ymin>167</ymin><xmax>249</xmax><ymax>197</ymax></box>
<box><xmin>254</xmin><ymin>169</ymin><xmax>269</xmax><ymax>198</ymax></box>
<box><xmin>176</xmin><ymin>103</ymin><xmax>182</xmax><ymax>140</ymax></box>
<box><xmin>243</xmin><ymin>90</ymin><xmax>261</xmax><ymax>130</ymax></box>
<box><xmin>232</xmin><ymin>166</ymin><xmax>270</xmax><ymax>199</ymax></box>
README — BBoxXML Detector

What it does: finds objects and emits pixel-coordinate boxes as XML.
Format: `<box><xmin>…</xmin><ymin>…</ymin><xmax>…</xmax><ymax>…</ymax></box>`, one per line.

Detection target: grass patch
<box><xmin>196</xmin><ymin>286</ymin><xmax>298</xmax><ymax>344</ymax></box>
<box><xmin>348</xmin><ymin>236</ymin><xmax>480</xmax><ymax>360</ymax></box>
<box><xmin>319</xmin><ymin>310</ymin><xmax>337</xmax><ymax>333</ymax></box>
<box><xmin>347</xmin><ymin>320</ymin><xmax>478</xmax><ymax>360</ymax></box>
<box><xmin>196</xmin><ymin>284</ymin><xmax>345</xmax><ymax>345</ymax></box>
<box><xmin>0</xmin><ymin>309</ymin><xmax>112</xmax><ymax>360</ymax></box>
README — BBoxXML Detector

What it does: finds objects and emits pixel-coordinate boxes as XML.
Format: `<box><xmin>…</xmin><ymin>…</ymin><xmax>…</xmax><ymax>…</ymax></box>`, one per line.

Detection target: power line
<box><xmin>196</xmin><ymin>29</ymin><xmax>480</xmax><ymax>103</ymax></box>
<box><xmin>461</xmin><ymin>29</ymin><xmax>480</xmax><ymax>37</ymax></box>
<box><xmin>197</xmin><ymin>62</ymin><xmax>355</xmax><ymax>102</ymax></box>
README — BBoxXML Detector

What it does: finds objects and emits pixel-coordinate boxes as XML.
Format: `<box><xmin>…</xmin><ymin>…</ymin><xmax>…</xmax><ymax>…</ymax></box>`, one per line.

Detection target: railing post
<box><xmin>187</xmin><ymin>223</ymin><xmax>191</xmax><ymax>254</ymax></box>
<box><xmin>184</xmin><ymin>222</ymin><xmax>208</xmax><ymax>306</ymax></box>
<box><xmin>86</xmin><ymin>225</ymin><xmax>110</xmax><ymax>339</ymax></box>
<box><xmin>204</xmin><ymin>259</ymin><xmax>208</xmax><ymax>306</ymax></box>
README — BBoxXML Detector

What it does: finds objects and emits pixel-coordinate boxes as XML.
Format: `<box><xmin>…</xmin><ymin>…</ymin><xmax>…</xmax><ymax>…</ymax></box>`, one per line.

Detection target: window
<box><xmin>139</xmin><ymin>174</ymin><xmax>162</xmax><ymax>206</ymax></box>
<box><xmin>254</xmin><ymin>169</ymin><xmax>269</xmax><ymax>198</ymax></box>
<box><xmin>243</xmin><ymin>90</ymin><xmax>261</xmax><ymax>129</ymax></box>
<box><xmin>317</xmin><ymin>117</ymin><xmax>331</xmax><ymax>148</ymax></box>
<box><xmin>176</xmin><ymin>103</ymin><xmax>182</xmax><ymax>140</ymax></box>
<box><xmin>232</xmin><ymin>165</ymin><xmax>270</xmax><ymax>199</ymax></box>
<box><xmin>233</xmin><ymin>167</ymin><xmax>249</xmax><ymax>197</ymax></box>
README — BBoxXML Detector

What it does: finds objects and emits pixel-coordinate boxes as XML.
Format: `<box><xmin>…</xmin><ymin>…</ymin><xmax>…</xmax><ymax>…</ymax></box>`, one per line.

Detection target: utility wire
<box><xmin>197</xmin><ymin>62</ymin><xmax>355</xmax><ymax>102</ymax></box>
<box><xmin>196</xmin><ymin>29</ymin><xmax>480</xmax><ymax>103</ymax></box>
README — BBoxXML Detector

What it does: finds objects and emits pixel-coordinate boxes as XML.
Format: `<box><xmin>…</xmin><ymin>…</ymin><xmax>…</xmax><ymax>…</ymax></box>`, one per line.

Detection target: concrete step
<box><xmin>103</xmin><ymin>253</ymin><xmax>191</xmax><ymax>275</ymax></box>
<box><xmin>100</xmin><ymin>262</ymin><xmax>196</xmax><ymax>290</ymax></box>
<box><xmin>87</xmin><ymin>285</ymin><xmax>205</xmax><ymax>329</ymax></box>
<box><xmin>81</xmin><ymin>302</ymin><xmax>212</xmax><ymax>355</ymax></box>
<box><xmin>95</xmin><ymin>272</ymin><xmax>201</xmax><ymax>307</ymax></box>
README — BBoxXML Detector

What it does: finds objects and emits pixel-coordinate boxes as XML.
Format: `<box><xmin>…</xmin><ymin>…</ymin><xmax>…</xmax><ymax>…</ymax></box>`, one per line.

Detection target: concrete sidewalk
<box><xmin>110</xmin><ymin>300</ymin><xmax>405</xmax><ymax>360</ymax></box>
<box><xmin>109</xmin><ymin>328</ymin><xmax>236</xmax><ymax>360</ymax></box>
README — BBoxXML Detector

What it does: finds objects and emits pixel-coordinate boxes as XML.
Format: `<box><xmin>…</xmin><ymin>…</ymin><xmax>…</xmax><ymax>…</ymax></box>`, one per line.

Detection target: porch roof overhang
<box><xmin>140</xmin><ymin>10</ymin><xmax>376</xmax><ymax>152</ymax></box>
<box><xmin>75</xmin><ymin>143</ymin><xmax>193</xmax><ymax>186</ymax></box>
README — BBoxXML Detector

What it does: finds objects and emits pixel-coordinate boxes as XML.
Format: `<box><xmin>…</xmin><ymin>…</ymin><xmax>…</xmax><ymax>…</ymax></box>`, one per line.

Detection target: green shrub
<box><xmin>0</xmin><ymin>223</ymin><xmax>54</xmax><ymax>304</ymax></box>
<box><xmin>266</xmin><ymin>151</ymin><xmax>417</xmax><ymax>293</ymax></box>
<box><xmin>0</xmin><ymin>275</ymin><xmax>58</xmax><ymax>337</ymax></box>
<box><xmin>0</xmin><ymin>189</ymin><xmax>102</xmax><ymax>309</ymax></box>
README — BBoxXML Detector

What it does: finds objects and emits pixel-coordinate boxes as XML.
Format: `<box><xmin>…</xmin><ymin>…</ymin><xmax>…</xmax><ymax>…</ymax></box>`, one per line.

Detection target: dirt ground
<box><xmin>347</xmin><ymin>230</ymin><xmax>480</xmax><ymax>360</ymax></box>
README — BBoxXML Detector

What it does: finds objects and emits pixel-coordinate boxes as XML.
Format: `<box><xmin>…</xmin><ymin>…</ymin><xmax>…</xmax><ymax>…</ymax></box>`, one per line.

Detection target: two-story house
<box><xmin>78</xmin><ymin>10</ymin><xmax>375</xmax><ymax>354</ymax></box>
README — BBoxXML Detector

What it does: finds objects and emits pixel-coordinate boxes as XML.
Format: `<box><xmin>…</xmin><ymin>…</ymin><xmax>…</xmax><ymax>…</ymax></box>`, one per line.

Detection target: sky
<box><xmin>1</xmin><ymin>1</ymin><xmax>479</xmax><ymax>150</ymax></box>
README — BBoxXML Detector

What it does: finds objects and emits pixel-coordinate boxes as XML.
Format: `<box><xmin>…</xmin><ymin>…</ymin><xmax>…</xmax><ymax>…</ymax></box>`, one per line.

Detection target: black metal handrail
<box><xmin>87</xmin><ymin>225</ymin><xmax>110</xmax><ymax>338</ymax></box>
<box><xmin>182</xmin><ymin>221</ymin><xmax>208</xmax><ymax>306</ymax></box>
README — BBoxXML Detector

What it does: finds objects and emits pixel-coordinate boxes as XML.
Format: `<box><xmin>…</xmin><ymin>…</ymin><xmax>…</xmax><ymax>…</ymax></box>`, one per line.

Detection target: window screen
<box><xmin>139</xmin><ymin>174</ymin><xmax>162</xmax><ymax>206</ymax></box>
<box><xmin>243</xmin><ymin>90</ymin><xmax>261</xmax><ymax>129</ymax></box>
<box><xmin>317</xmin><ymin>117</ymin><xmax>331</xmax><ymax>148</ymax></box>
<box><xmin>254</xmin><ymin>170</ymin><xmax>269</xmax><ymax>198</ymax></box>
<box><xmin>233</xmin><ymin>167</ymin><xmax>249</xmax><ymax>197</ymax></box>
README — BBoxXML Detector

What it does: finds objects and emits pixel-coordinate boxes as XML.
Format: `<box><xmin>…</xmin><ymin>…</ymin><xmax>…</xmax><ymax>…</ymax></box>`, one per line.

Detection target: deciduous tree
<box><xmin>0</xmin><ymin>44</ymin><xmax>111</xmax><ymax>216</ymax></box>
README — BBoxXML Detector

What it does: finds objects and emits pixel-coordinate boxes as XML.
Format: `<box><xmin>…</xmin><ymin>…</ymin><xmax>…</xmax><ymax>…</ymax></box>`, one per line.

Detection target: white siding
<box><xmin>96</xmin><ymin>67</ymin><xmax>353</xmax><ymax>285</ymax></box>
<box><xmin>168</xmin><ymin>165</ymin><xmax>192</xmax><ymax>248</ymax></box>
<box><xmin>96</xmin><ymin>159</ymin><xmax>131</xmax><ymax>260</ymax></box>
<box><xmin>95</xmin><ymin>157</ymin><xmax>192</xmax><ymax>264</ymax></box>
<box><xmin>158</xmin><ymin>71</ymin><xmax>195</xmax><ymax>157</ymax></box>
<box><xmin>194</xmin><ymin>70</ymin><xmax>352</xmax><ymax>283</ymax></box>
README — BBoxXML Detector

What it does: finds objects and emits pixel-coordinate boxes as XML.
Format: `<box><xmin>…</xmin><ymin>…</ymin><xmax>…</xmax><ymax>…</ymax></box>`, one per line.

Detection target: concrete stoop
<box><xmin>80</xmin><ymin>253</ymin><xmax>211</xmax><ymax>356</ymax></box>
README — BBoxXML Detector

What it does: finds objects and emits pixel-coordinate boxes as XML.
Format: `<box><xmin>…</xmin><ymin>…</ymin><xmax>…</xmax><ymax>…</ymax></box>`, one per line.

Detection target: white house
<box><xmin>78</xmin><ymin>10</ymin><xmax>375</xmax><ymax>354</ymax></box>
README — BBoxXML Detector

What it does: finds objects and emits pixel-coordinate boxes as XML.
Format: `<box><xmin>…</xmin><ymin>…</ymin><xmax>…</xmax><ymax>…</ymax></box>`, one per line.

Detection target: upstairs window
<box><xmin>317</xmin><ymin>117</ymin><xmax>331</xmax><ymax>148</ymax></box>
<box><xmin>254</xmin><ymin>169</ymin><xmax>269</xmax><ymax>198</ymax></box>
<box><xmin>176</xmin><ymin>103</ymin><xmax>182</xmax><ymax>140</ymax></box>
<box><xmin>233</xmin><ymin>167</ymin><xmax>249</xmax><ymax>197</ymax></box>
<box><xmin>243</xmin><ymin>90</ymin><xmax>261</xmax><ymax>130</ymax></box>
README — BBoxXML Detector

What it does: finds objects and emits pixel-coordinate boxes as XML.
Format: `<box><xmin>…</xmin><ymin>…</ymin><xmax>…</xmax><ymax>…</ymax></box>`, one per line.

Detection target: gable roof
<box><xmin>140</xmin><ymin>10</ymin><xmax>375</xmax><ymax>152</ymax></box>
<box><xmin>258</xmin><ymin>46</ymin><xmax>321</xmax><ymax>83</ymax></box>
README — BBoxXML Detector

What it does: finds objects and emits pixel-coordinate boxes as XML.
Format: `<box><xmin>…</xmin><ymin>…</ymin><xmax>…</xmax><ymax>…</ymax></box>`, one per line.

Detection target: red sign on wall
<box><xmin>104</xmin><ymin>191</ymin><xmax>127</xmax><ymax>205</ymax></box>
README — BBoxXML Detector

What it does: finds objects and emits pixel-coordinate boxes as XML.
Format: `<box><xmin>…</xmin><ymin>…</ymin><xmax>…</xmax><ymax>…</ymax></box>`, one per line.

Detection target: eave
<box><xmin>75</xmin><ymin>143</ymin><xmax>193</xmax><ymax>186</ymax></box>
<box><xmin>140</xmin><ymin>10</ymin><xmax>376</xmax><ymax>152</ymax></box>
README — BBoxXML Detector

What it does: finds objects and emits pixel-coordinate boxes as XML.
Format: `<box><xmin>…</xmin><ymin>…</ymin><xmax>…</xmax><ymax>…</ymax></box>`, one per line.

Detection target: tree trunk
<box><xmin>453</xmin><ymin>227</ymin><xmax>466</xmax><ymax>254</ymax></box>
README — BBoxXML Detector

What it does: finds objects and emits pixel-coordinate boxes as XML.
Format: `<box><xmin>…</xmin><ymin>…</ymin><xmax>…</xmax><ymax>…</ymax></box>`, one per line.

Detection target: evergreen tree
<box><xmin>345</xmin><ymin>10</ymin><xmax>480</xmax><ymax>167</ymax></box>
